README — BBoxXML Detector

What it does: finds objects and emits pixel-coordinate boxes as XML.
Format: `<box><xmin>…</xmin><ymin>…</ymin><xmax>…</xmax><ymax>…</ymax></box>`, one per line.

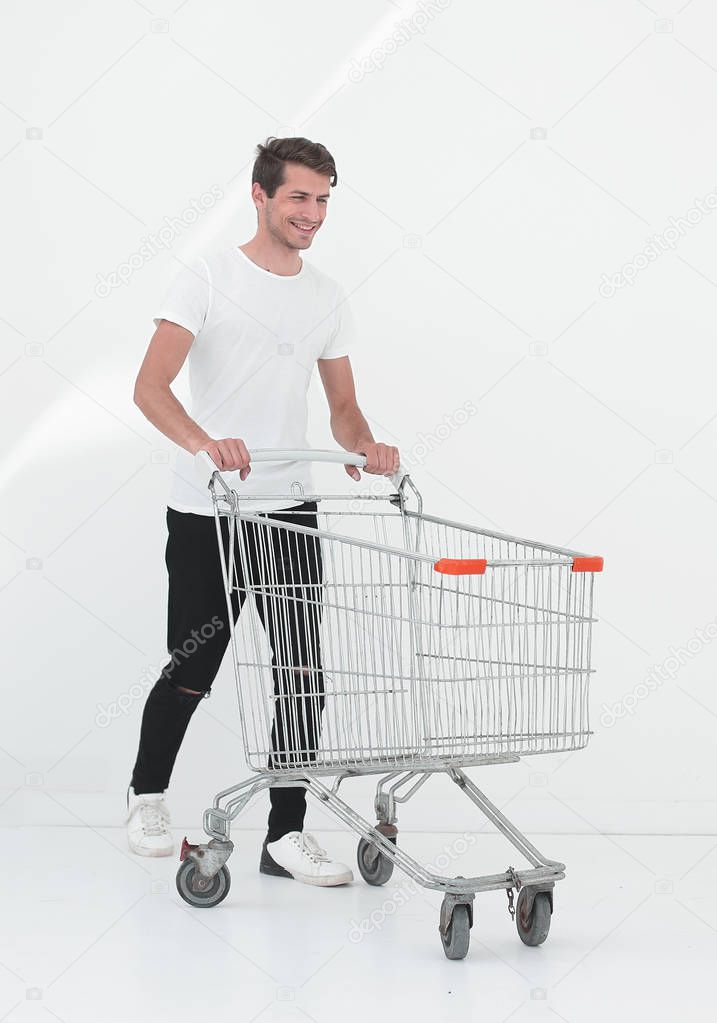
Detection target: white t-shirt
<box><xmin>152</xmin><ymin>244</ymin><xmax>357</xmax><ymax>514</ymax></box>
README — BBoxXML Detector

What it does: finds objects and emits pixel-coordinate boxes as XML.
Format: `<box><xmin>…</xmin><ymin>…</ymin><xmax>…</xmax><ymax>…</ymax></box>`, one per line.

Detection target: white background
<box><xmin>3</xmin><ymin>0</ymin><xmax>717</xmax><ymax>846</ymax></box>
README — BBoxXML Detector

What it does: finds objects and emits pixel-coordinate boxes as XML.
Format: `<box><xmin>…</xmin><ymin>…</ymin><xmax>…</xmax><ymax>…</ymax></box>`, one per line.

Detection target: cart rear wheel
<box><xmin>176</xmin><ymin>859</ymin><xmax>230</xmax><ymax>908</ymax></box>
<box><xmin>357</xmin><ymin>835</ymin><xmax>396</xmax><ymax>886</ymax></box>
<box><xmin>440</xmin><ymin>903</ymin><xmax>471</xmax><ymax>960</ymax></box>
<box><xmin>516</xmin><ymin>888</ymin><xmax>551</xmax><ymax>946</ymax></box>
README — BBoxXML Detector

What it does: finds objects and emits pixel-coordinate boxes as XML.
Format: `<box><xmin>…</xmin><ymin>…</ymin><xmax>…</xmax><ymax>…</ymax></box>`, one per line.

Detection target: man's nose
<box><xmin>302</xmin><ymin>200</ymin><xmax>323</xmax><ymax>220</ymax></box>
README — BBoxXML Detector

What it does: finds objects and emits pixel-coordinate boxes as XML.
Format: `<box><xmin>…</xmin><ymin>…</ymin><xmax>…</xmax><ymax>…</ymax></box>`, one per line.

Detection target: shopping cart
<box><xmin>176</xmin><ymin>449</ymin><xmax>603</xmax><ymax>960</ymax></box>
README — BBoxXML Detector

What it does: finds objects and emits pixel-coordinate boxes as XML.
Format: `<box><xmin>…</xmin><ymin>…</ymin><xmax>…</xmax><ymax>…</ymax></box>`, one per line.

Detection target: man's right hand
<box><xmin>199</xmin><ymin>438</ymin><xmax>251</xmax><ymax>480</ymax></box>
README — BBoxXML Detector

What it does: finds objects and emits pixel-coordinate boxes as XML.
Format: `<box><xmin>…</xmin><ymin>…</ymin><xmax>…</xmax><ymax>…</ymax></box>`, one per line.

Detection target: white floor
<box><xmin>4</xmin><ymin>827</ymin><xmax>715</xmax><ymax>1023</ymax></box>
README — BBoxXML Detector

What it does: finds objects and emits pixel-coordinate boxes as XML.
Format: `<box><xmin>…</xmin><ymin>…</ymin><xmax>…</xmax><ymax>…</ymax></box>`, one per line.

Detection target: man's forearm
<box><xmin>330</xmin><ymin>403</ymin><xmax>374</xmax><ymax>453</ymax></box>
<box><xmin>135</xmin><ymin>383</ymin><xmax>209</xmax><ymax>455</ymax></box>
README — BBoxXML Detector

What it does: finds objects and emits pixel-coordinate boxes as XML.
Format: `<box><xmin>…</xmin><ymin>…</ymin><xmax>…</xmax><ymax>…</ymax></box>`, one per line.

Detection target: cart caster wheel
<box><xmin>357</xmin><ymin>835</ymin><xmax>396</xmax><ymax>886</ymax></box>
<box><xmin>176</xmin><ymin>858</ymin><xmax>231</xmax><ymax>908</ymax></box>
<box><xmin>516</xmin><ymin>888</ymin><xmax>551</xmax><ymax>946</ymax></box>
<box><xmin>440</xmin><ymin>903</ymin><xmax>471</xmax><ymax>960</ymax></box>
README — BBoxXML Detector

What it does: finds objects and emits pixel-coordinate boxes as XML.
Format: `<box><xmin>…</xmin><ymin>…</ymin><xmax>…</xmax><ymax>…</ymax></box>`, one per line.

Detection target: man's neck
<box><xmin>239</xmin><ymin>236</ymin><xmax>303</xmax><ymax>277</ymax></box>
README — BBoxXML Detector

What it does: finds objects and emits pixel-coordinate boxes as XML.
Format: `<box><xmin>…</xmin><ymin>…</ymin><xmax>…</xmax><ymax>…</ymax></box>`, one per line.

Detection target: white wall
<box><xmin>3</xmin><ymin>0</ymin><xmax>716</xmax><ymax>836</ymax></box>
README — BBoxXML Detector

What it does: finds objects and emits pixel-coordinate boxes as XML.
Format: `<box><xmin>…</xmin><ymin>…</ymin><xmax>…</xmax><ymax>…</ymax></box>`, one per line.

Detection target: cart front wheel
<box><xmin>357</xmin><ymin>835</ymin><xmax>396</xmax><ymax>886</ymax></box>
<box><xmin>440</xmin><ymin>903</ymin><xmax>471</xmax><ymax>960</ymax></box>
<box><xmin>516</xmin><ymin>888</ymin><xmax>551</xmax><ymax>946</ymax></box>
<box><xmin>176</xmin><ymin>859</ymin><xmax>231</xmax><ymax>908</ymax></box>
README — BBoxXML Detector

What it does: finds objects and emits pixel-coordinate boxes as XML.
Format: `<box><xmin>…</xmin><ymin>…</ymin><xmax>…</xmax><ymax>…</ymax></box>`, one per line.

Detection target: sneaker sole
<box><xmin>288</xmin><ymin>870</ymin><xmax>354</xmax><ymax>887</ymax></box>
<box><xmin>128</xmin><ymin>837</ymin><xmax>175</xmax><ymax>857</ymax></box>
<box><xmin>260</xmin><ymin>867</ymin><xmax>353</xmax><ymax>886</ymax></box>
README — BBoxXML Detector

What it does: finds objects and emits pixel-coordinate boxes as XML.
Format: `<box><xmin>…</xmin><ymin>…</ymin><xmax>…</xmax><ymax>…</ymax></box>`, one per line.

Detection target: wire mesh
<box><xmin>216</xmin><ymin>496</ymin><xmax>596</xmax><ymax>772</ymax></box>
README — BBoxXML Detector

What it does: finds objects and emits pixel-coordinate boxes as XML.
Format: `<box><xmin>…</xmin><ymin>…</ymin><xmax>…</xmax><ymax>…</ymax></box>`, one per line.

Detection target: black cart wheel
<box><xmin>516</xmin><ymin>888</ymin><xmax>551</xmax><ymax>946</ymax></box>
<box><xmin>176</xmin><ymin>859</ymin><xmax>231</xmax><ymax>908</ymax></box>
<box><xmin>440</xmin><ymin>903</ymin><xmax>471</xmax><ymax>960</ymax></box>
<box><xmin>357</xmin><ymin>835</ymin><xmax>396</xmax><ymax>886</ymax></box>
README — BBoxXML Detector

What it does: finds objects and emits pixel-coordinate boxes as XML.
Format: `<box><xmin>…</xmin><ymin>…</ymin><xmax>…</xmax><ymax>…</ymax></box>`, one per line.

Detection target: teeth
<box><xmin>292</xmin><ymin>222</ymin><xmax>314</xmax><ymax>231</ymax></box>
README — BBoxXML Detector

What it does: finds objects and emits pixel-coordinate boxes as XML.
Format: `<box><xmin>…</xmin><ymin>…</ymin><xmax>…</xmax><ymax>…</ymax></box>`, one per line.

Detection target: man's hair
<box><xmin>252</xmin><ymin>136</ymin><xmax>337</xmax><ymax>197</ymax></box>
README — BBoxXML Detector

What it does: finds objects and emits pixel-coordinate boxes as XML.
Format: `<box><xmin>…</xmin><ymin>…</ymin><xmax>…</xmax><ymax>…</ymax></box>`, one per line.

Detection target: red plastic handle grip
<box><xmin>572</xmin><ymin>556</ymin><xmax>604</xmax><ymax>572</ymax></box>
<box><xmin>434</xmin><ymin>558</ymin><xmax>487</xmax><ymax>575</ymax></box>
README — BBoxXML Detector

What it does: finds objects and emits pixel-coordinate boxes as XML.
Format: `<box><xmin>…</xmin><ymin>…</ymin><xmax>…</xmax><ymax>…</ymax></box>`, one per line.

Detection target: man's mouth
<box><xmin>289</xmin><ymin>221</ymin><xmax>316</xmax><ymax>235</ymax></box>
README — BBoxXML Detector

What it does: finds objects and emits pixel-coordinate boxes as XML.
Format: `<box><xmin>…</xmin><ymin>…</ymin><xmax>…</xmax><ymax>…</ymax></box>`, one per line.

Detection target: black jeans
<box><xmin>130</xmin><ymin>503</ymin><xmax>324</xmax><ymax>842</ymax></box>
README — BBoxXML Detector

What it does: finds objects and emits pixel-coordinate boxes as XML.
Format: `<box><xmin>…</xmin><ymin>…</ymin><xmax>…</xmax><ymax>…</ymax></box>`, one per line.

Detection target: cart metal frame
<box><xmin>176</xmin><ymin>450</ymin><xmax>603</xmax><ymax>959</ymax></box>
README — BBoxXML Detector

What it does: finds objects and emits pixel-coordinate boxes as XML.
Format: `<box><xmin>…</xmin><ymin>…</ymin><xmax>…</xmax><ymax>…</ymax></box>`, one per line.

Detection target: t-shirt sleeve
<box><xmin>320</xmin><ymin>286</ymin><xmax>357</xmax><ymax>360</ymax></box>
<box><xmin>152</xmin><ymin>256</ymin><xmax>212</xmax><ymax>337</ymax></box>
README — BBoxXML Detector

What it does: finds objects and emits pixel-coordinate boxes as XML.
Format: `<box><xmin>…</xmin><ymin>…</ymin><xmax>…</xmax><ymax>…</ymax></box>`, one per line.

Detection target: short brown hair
<box><xmin>252</xmin><ymin>136</ymin><xmax>337</xmax><ymax>197</ymax></box>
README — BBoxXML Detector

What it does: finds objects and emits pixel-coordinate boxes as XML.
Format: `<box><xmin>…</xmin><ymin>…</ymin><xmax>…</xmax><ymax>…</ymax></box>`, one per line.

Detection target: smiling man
<box><xmin>125</xmin><ymin>136</ymin><xmax>400</xmax><ymax>886</ymax></box>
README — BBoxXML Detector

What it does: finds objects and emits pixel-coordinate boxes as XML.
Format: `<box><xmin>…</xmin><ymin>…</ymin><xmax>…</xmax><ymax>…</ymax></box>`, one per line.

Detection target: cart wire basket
<box><xmin>176</xmin><ymin>449</ymin><xmax>603</xmax><ymax>959</ymax></box>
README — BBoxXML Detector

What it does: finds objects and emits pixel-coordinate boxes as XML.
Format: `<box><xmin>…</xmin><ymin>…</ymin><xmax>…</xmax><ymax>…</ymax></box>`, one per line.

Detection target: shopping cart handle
<box><xmin>194</xmin><ymin>448</ymin><xmax>408</xmax><ymax>493</ymax></box>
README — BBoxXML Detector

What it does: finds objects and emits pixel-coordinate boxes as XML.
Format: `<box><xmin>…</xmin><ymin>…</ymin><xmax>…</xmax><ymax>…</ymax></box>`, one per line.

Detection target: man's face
<box><xmin>259</xmin><ymin>163</ymin><xmax>331</xmax><ymax>250</ymax></box>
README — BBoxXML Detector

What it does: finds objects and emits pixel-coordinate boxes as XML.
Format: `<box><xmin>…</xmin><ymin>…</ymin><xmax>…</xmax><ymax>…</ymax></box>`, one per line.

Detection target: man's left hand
<box><xmin>345</xmin><ymin>442</ymin><xmax>400</xmax><ymax>481</ymax></box>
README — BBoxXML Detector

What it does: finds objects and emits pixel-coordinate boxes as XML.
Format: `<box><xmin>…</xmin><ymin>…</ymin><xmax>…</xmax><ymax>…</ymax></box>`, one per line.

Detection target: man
<box><xmin>126</xmin><ymin>136</ymin><xmax>400</xmax><ymax>887</ymax></box>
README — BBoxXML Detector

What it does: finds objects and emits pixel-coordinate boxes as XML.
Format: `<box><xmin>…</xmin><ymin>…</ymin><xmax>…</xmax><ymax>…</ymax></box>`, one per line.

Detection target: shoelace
<box><xmin>138</xmin><ymin>800</ymin><xmax>170</xmax><ymax>837</ymax></box>
<box><xmin>292</xmin><ymin>832</ymin><xmax>330</xmax><ymax>864</ymax></box>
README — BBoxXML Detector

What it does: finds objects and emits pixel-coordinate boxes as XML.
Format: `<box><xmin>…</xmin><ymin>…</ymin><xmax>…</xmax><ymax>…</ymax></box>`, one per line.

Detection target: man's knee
<box><xmin>164</xmin><ymin>678</ymin><xmax>210</xmax><ymax>699</ymax></box>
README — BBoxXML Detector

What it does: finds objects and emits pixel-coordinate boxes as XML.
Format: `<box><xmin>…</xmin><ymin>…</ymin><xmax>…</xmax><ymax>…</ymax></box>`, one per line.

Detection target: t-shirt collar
<box><xmin>234</xmin><ymin>245</ymin><xmax>306</xmax><ymax>281</ymax></box>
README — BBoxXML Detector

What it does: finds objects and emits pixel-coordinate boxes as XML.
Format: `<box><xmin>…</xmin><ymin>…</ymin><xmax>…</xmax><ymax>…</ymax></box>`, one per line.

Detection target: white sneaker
<box><xmin>126</xmin><ymin>784</ymin><xmax>174</xmax><ymax>857</ymax></box>
<box><xmin>261</xmin><ymin>831</ymin><xmax>353</xmax><ymax>886</ymax></box>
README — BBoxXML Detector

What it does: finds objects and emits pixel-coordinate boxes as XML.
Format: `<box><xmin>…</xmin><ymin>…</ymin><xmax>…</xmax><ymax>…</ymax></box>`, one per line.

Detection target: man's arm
<box><xmin>133</xmin><ymin>319</ymin><xmax>250</xmax><ymax>476</ymax></box>
<box><xmin>317</xmin><ymin>355</ymin><xmax>399</xmax><ymax>480</ymax></box>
